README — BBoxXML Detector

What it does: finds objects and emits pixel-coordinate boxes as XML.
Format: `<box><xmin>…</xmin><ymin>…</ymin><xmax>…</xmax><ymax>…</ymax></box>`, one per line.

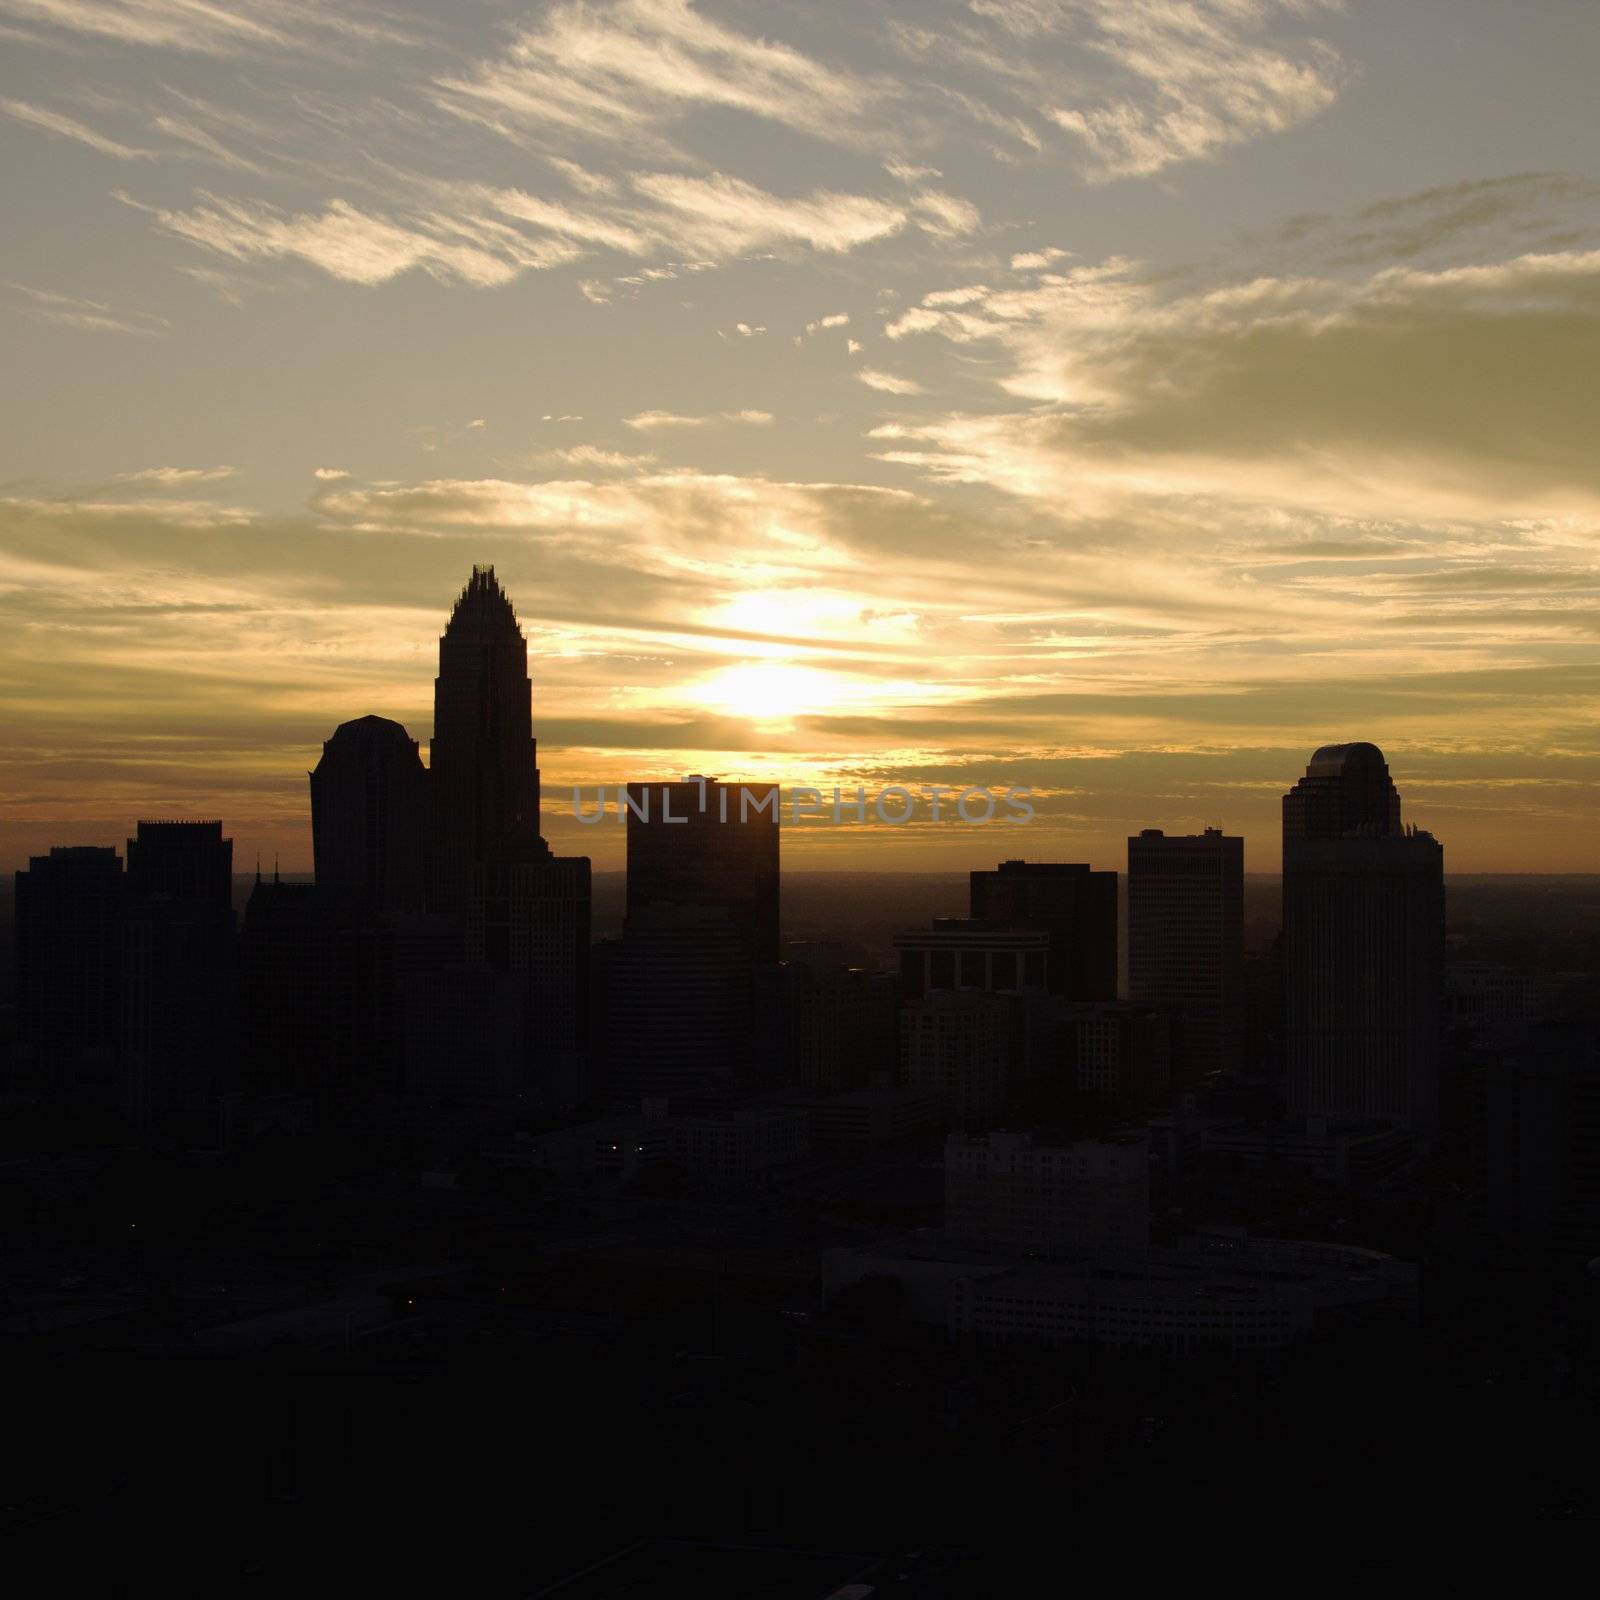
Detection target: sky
<box><xmin>1</xmin><ymin>0</ymin><xmax>1597</xmax><ymax>875</ymax></box>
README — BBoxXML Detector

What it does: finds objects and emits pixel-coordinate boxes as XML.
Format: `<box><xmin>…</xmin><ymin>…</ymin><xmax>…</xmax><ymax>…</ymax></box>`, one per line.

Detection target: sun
<box><xmin>692</xmin><ymin>660</ymin><xmax>847</xmax><ymax>724</ymax></box>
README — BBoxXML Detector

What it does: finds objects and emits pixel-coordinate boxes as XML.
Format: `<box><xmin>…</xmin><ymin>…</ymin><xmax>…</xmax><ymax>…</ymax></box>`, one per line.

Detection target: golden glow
<box><xmin>691</xmin><ymin>660</ymin><xmax>857</xmax><ymax>724</ymax></box>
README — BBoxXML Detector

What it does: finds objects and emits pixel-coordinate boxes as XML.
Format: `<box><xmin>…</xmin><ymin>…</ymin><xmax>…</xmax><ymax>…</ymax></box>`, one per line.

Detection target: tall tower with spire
<box><xmin>429</xmin><ymin>565</ymin><xmax>542</xmax><ymax>910</ymax></box>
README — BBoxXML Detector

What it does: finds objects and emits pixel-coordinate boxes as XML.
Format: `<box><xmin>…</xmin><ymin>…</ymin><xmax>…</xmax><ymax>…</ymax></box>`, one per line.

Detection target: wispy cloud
<box><xmin>2</xmin><ymin>95</ymin><xmax>153</xmax><ymax>158</ymax></box>
<box><xmin>0</xmin><ymin>0</ymin><xmax>418</xmax><ymax>56</ymax></box>
<box><xmin>858</xmin><ymin>368</ymin><xmax>924</xmax><ymax>395</ymax></box>
<box><xmin>1040</xmin><ymin>0</ymin><xmax>1344</xmax><ymax>180</ymax></box>
<box><xmin>876</xmin><ymin>246</ymin><xmax>1600</xmax><ymax>519</ymax></box>
<box><xmin>624</xmin><ymin>409</ymin><xmax>774</xmax><ymax>430</ymax></box>
<box><xmin>434</xmin><ymin>0</ymin><xmax>880</xmax><ymax>151</ymax></box>
<box><xmin>135</xmin><ymin>192</ymin><xmax>579</xmax><ymax>287</ymax></box>
<box><xmin>5</xmin><ymin>282</ymin><xmax>168</xmax><ymax>334</ymax></box>
<box><xmin>120</xmin><ymin>465</ymin><xmax>237</xmax><ymax>484</ymax></box>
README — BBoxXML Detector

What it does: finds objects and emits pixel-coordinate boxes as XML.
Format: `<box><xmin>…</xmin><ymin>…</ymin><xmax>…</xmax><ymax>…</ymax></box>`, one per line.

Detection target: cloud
<box><xmin>433</xmin><ymin>0</ymin><xmax>879</xmax><ymax>151</ymax></box>
<box><xmin>806</xmin><ymin>312</ymin><xmax>850</xmax><ymax>335</ymax></box>
<box><xmin>626</xmin><ymin>170</ymin><xmax>905</xmax><ymax>256</ymax></box>
<box><xmin>0</xmin><ymin>0</ymin><xmax>417</xmax><ymax>56</ymax></box>
<box><xmin>121</xmin><ymin>465</ymin><xmax>237</xmax><ymax>484</ymax></box>
<box><xmin>138</xmin><ymin>192</ymin><xmax>579</xmax><ymax>287</ymax></box>
<box><xmin>134</xmin><ymin>166</ymin><xmax>910</xmax><ymax>293</ymax></box>
<box><xmin>5</xmin><ymin>282</ymin><xmax>167</xmax><ymax>334</ymax></box>
<box><xmin>624</xmin><ymin>409</ymin><xmax>773</xmax><ymax>430</ymax></box>
<box><xmin>1320</xmin><ymin>173</ymin><xmax>1600</xmax><ymax>265</ymax></box>
<box><xmin>877</xmin><ymin>247</ymin><xmax>1600</xmax><ymax>520</ymax></box>
<box><xmin>910</xmin><ymin>188</ymin><xmax>981</xmax><ymax>238</ymax></box>
<box><xmin>1011</xmin><ymin>247</ymin><xmax>1069</xmax><ymax>270</ymax></box>
<box><xmin>858</xmin><ymin>368</ymin><xmax>924</xmax><ymax>395</ymax></box>
<box><xmin>152</xmin><ymin>113</ymin><xmax>269</xmax><ymax>173</ymax></box>
<box><xmin>1</xmin><ymin>96</ymin><xmax>153</xmax><ymax>158</ymax></box>
<box><xmin>1040</xmin><ymin>0</ymin><xmax>1344</xmax><ymax>180</ymax></box>
<box><xmin>7</xmin><ymin>467</ymin><xmax>1596</xmax><ymax>870</ymax></box>
<box><xmin>312</xmin><ymin>467</ymin><xmax>349</xmax><ymax>481</ymax></box>
<box><xmin>534</xmin><ymin>445</ymin><xmax>658</xmax><ymax>471</ymax></box>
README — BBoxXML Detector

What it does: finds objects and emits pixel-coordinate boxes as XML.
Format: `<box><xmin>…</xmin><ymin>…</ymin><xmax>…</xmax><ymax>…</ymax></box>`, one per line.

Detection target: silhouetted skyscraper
<box><xmin>969</xmin><ymin>860</ymin><xmax>1117</xmax><ymax>1000</ymax></box>
<box><xmin>1283</xmin><ymin>740</ymin><xmax>1401</xmax><ymax>843</ymax></box>
<box><xmin>122</xmin><ymin>821</ymin><xmax>236</xmax><ymax>1138</ymax></box>
<box><xmin>470</xmin><ymin>834</ymin><xmax>591</xmax><ymax>1106</ymax></box>
<box><xmin>1127</xmin><ymin>828</ymin><xmax>1244</xmax><ymax>1085</ymax></box>
<box><xmin>624</xmin><ymin>777</ymin><xmax>779</xmax><ymax>966</ymax></box>
<box><xmin>239</xmin><ymin>877</ymin><xmax>393</xmax><ymax>1108</ymax></box>
<box><xmin>14</xmin><ymin>845</ymin><xmax>125</xmax><ymax>1103</ymax></box>
<box><xmin>1282</xmin><ymin>744</ymin><xmax>1444</xmax><ymax>1136</ymax></box>
<box><xmin>429</xmin><ymin>566</ymin><xmax>541</xmax><ymax>912</ymax></box>
<box><xmin>310</xmin><ymin>714</ymin><xmax>428</xmax><ymax>913</ymax></box>
<box><xmin>605</xmin><ymin>903</ymin><xmax>753</xmax><ymax>1111</ymax></box>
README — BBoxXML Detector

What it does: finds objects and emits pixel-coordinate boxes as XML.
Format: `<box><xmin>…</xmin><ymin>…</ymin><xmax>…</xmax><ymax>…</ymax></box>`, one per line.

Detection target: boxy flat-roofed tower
<box><xmin>969</xmin><ymin>860</ymin><xmax>1117</xmax><ymax>1001</ymax></box>
<box><xmin>624</xmin><ymin>777</ymin><xmax>779</xmax><ymax>967</ymax></box>
<box><xmin>1127</xmin><ymin>828</ymin><xmax>1244</xmax><ymax>1085</ymax></box>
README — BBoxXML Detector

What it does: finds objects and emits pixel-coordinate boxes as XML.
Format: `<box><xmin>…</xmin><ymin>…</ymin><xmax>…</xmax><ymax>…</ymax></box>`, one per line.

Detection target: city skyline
<box><xmin>6</xmin><ymin>8</ymin><xmax>1595</xmax><ymax>1576</ymax></box>
<box><xmin>3</xmin><ymin>1</ymin><xmax>1598</xmax><ymax>873</ymax></box>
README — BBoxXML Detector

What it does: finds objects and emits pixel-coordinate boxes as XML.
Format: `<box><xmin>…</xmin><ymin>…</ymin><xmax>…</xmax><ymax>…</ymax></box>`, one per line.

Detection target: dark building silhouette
<box><xmin>1127</xmin><ymin>828</ymin><xmax>1244</xmax><ymax>1086</ymax></box>
<box><xmin>794</xmin><ymin>961</ymin><xmax>900</xmax><ymax>1094</ymax></box>
<box><xmin>1057</xmin><ymin>1000</ymin><xmax>1172</xmax><ymax>1103</ymax></box>
<box><xmin>1282</xmin><ymin>744</ymin><xmax>1444</xmax><ymax>1136</ymax></box>
<box><xmin>122</xmin><ymin>820</ymin><xmax>236</xmax><ymax>1138</ymax></box>
<box><xmin>429</xmin><ymin>565</ymin><xmax>541</xmax><ymax>912</ymax></box>
<box><xmin>396</xmin><ymin>913</ymin><xmax>520</xmax><ymax>1104</ymax></box>
<box><xmin>14</xmin><ymin>845</ymin><xmax>125</xmax><ymax>1102</ymax></box>
<box><xmin>469</xmin><ymin>834</ymin><xmax>591</xmax><ymax>1106</ymax></box>
<box><xmin>1283</xmin><ymin>740</ymin><xmax>1401</xmax><ymax>843</ymax></box>
<box><xmin>310</xmin><ymin>714</ymin><xmax>428</xmax><ymax>913</ymax></box>
<box><xmin>1469</xmin><ymin>1021</ymin><xmax>1600</xmax><ymax>1260</ymax></box>
<box><xmin>624</xmin><ymin>777</ymin><xmax>779</xmax><ymax>966</ymax></box>
<box><xmin>605</xmin><ymin>903</ymin><xmax>753</xmax><ymax>1111</ymax></box>
<box><xmin>894</xmin><ymin>920</ymin><xmax>1056</xmax><ymax>1125</ymax></box>
<box><xmin>969</xmin><ymin>860</ymin><xmax>1116</xmax><ymax>1000</ymax></box>
<box><xmin>895</xmin><ymin>919</ymin><xmax>1050</xmax><ymax>998</ymax></box>
<box><xmin>239</xmin><ymin>877</ymin><xmax>392</xmax><ymax>1108</ymax></box>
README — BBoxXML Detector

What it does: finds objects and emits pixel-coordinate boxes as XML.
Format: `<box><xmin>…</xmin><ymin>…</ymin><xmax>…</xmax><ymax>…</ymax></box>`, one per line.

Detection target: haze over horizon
<box><xmin>3</xmin><ymin>0</ymin><xmax>1597</xmax><ymax>873</ymax></box>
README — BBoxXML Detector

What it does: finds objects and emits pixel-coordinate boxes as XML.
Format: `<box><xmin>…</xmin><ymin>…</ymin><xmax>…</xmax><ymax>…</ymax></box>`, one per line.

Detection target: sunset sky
<box><xmin>2</xmin><ymin>0</ymin><xmax>1597</xmax><ymax>873</ymax></box>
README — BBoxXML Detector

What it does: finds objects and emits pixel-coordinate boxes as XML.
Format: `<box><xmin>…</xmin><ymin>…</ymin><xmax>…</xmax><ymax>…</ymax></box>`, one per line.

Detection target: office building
<box><xmin>429</xmin><ymin>565</ymin><xmax>541</xmax><ymax>911</ymax></box>
<box><xmin>13</xmin><ymin>845</ymin><xmax>125</xmax><ymax>1102</ymax></box>
<box><xmin>900</xmin><ymin>988</ymin><xmax>1012</xmax><ymax>1127</ymax></box>
<box><xmin>945</xmin><ymin>1129</ymin><xmax>1150</xmax><ymax>1254</ymax></box>
<box><xmin>895</xmin><ymin>919</ymin><xmax>1050</xmax><ymax>999</ymax></box>
<box><xmin>239</xmin><ymin>878</ymin><xmax>392</xmax><ymax>1107</ymax></box>
<box><xmin>122</xmin><ymin>820</ymin><xmax>236</xmax><ymax>1137</ymax></box>
<box><xmin>969</xmin><ymin>860</ymin><xmax>1117</xmax><ymax>1000</ymax></box>
<box><xmin>624</xmin><ymin>776</ymin><xmax>779</xmax><ymax>966</ymax></box>
<box><xmin>605</xmin><ymin>903</ymin><xmax>754</xmax><ymax>1111</ymax></box>
<box><xmin>1057</xmin><ymin>1000</ymin><xmax>1171</xmax><ymax>1101</ymax></box>
<box><xmin>1282</xmin><ymin>743</ymin><xmax>1444</xmax><ymax>1136</ymax></box>
<box><xmin>469</xmin><ymin>837</ymin><xmax>591</xmax><ymax>1105</ymax></box>
<box><xmin>309</xmin><ymin>714</ymin><xmax>428</xmax><ymax>913</ymax></box>
<box><xmin>1127</xmin><ymin>828</ymin><xmax>1244</xmax><ymax>1085</ymax></box>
